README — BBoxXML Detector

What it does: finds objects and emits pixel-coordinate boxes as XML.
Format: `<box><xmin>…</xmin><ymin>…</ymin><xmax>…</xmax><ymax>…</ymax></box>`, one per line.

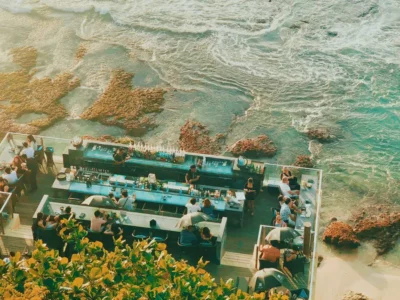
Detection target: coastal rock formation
<box><xmin>10</xmin><ymin>46</ymin><xmax>37</xmax><ymax>69</ymax></box>
<box><xmin>306</xmin><ymin>128</ymin><xmax>335</xmax><ymax>143</ymax></box>
<box><xmin>230</xmin><ymin>135</ymin><xmax>277</xmax><ymax>158</ymax></box>
<box><xmin>342</xmin><ymin>291</ymin><xmax>370</xmax><ymax>300</ymax></box>
<box><xmin>322</xmin><ymin>221</ymin><xmax>360</xmax><ymax>248</ymax></box>
<box><xmin>351</xmin><ymin>206</ymin><xmax>400</xmax><ymax>255</ymax></box>
<box><xmin>75</xmin><ymin>43</ymin><xmax>88</xmax><ymax>60</ymax></box>
<box><xmin>293</xmin><ymin>155</ymin><xmax>314</xmax><ymax>168</ymax></box>
<box><xmin>0</xmin><ymin>47</ymin><xmax>80</xmax><ymax>133</ymax></box>
<box><xmin>178</xmin><ymin>120</ymin><xmax>225</xmax><ymax>154</ymax></box>
<box><xmin>81</xmin><ymin>69</ymin><xmax>166</xmax><ymax>136</ymax></box>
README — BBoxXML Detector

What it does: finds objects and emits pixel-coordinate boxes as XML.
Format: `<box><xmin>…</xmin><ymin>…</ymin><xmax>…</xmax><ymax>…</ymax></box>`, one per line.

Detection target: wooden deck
<box><xmin>0</xmin><ymin>162</ymin><xmax>310</xmax><ymax>288</ymax></box>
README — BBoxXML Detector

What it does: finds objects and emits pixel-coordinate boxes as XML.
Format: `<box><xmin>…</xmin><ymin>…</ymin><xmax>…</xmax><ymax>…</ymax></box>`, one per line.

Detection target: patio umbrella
<box><xmin>82</xmin><ymin>195</ymin><xmax>118</xmax><ymax>209</ymax></box>
<box><xmin>265</xmin><ymin>227</ymin><xmax>301</xmax><ymax>243</ymax></box>
<box><xmin>248</xmin><ymin>268</ymin><xmax>291</xmax><ymax>293</ymax></box>
<box><xmin>176</xmin><ymin>212</ymin><xmax>213</xmax><ymax>228</ymax></box>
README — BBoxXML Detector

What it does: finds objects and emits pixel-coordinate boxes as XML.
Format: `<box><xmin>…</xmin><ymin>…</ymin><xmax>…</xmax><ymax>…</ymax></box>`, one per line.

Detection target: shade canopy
<box><xmin>176</xmin><ymin>212</ymin><xmax>213</xmax><ymax>228</ymax></box>
<box><xmin>81</xmin><ymin>195</ymin><xmax>118</xmax><ymax>209</ymax></box>
<box><xmin>248</xmin><ymin>268</ymin><xmax>291</xmax><ymax>293</ymax></box>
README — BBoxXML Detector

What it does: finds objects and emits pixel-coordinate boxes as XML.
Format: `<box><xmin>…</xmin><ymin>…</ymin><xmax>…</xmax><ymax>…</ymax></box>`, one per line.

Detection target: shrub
<box><xmin>0</xmin><ymin>220</ymin><xmax>265</xmax><ymax>299</ymax></box>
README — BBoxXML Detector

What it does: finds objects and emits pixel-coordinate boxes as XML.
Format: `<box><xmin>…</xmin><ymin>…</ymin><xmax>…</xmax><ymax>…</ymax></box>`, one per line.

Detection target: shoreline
<box><xmin>315</xmin><ymin>242</ymin><xmax>400</xmax><ymax>300</ymax></box>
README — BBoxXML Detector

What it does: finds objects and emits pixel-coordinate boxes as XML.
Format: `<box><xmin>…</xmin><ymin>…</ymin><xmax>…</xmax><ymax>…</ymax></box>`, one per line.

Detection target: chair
<box><xmin>87</xmin><ymin>230</ymin><xmax>103</xmax><ymax>243</ymax></box>
<box><xmin>132</xmin><ymin>229</ymin><xmax>150</xmax><ymax>240</ymax></box>
<box><xmin>35</xmin><ymin>144</ymin><xmax>46</xmax><ymax>173</ymax></box>
<box><xmin>259</xmin><ymin>258</ymin><xmax>279</xmax><ymax>270</ymax></box>
<box><xmin>150</xmin><ymin>229</ymin><xmax>168</xmax><ymax>243</ymax></box>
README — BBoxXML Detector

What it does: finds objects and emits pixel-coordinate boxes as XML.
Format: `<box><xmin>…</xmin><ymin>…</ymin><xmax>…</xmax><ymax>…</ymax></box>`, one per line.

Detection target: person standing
<box><xmin>20</xmin><ymin>142</ymin><xmax>35</xmax><ymax>159</ymax></box>
<box><xmin>244</xmin><ymin>178</ymin><xmax>257</xmax><ymax>216</ymax></box>
<box><xmin>21</xmin><ymin>154</ymin><xmax>38</xmax><ymax>192</ymax></box>
<box><xmin>185</xmin><ymin>165</ymin><xmax>200</xmax><ymax>184</ymax></box>
<box><xmin>26</xmin><ymin>135</ymin><xmax>37</xmax><ymax>151</ymax></box>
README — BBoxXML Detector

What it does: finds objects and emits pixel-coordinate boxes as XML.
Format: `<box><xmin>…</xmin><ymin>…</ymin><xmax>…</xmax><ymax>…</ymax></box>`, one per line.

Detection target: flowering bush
<box><xmin>268</xmin><ymin>288</ymin><xmax>290</xmax><ymax>300</ymax></box>
<box><xmin>0</xmin><ymin>220</ymin><xmax>265</xmax><ymax>299</ymax></box>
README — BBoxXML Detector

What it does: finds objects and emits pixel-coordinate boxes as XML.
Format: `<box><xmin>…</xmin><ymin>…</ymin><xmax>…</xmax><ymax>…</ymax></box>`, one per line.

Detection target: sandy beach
<box><xmin>315</xmin><ymin>243</ymin><xmax>400</xmax><ymax>300</ymax></box>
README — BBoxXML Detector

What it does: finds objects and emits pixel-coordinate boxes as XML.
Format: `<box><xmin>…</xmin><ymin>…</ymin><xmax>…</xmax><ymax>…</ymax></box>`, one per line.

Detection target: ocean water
<box><xmin>0</xmin><ymin>0</ymin><xmax>399</xmax><ymax>264</ymax></box>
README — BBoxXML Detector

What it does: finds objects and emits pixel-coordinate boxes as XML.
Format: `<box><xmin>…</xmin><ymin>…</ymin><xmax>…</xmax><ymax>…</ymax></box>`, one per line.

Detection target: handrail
<box><xmin>0</xmin><ymin>191</ymin><xmax>14</xmax><ymax>234</ymax></box>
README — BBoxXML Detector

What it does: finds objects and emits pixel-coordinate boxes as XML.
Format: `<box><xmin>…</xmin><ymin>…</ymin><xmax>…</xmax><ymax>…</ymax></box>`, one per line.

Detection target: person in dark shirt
<box><xmin>185</xmin><ymin>165</ymin><xmax>200</xmax><ymax>184</ymax></box>
<box><xmin>180</xmin><ymin>225</ymin><xmax>198</xmax><ymax>245</ymax></box>
<box><xmin>56</xmin><ymin>206</ymin><xmax>74</xmax><ymax>221</ymax></box>
<box><xmin>113</xmin><ymin>148</ymin><xmax>129</xmax><ymax>164</ymax></box>
<box><xmin>21</xmin><ymin>154</ymin><xmax>38</xmax><ymax>191</ymax></box>
<box><xmin>244</xmin><ymin>178</ymin><xmax>257</xmax><ymax>216</ymax></box>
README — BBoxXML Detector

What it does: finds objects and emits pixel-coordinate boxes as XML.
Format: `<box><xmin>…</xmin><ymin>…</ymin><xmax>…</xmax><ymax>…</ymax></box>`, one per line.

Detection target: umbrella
<box><xmin>82</xmin><ymin>195</ymin><xmax>118</xmax><ymax>209</ymax></box>
<box><xmin>248</xmin><ymin>268</ymin><xmax>291</xmax><ymax>293</ymax></box>
<box><xmin>176</xmin><ymin>212</ymin><xmax>213</xmax><ymax>228</ymax></box>
<box><xmin>265</xmin><ymin>227</ymin><xmax>301</xmax><ymax>243</ymax></box>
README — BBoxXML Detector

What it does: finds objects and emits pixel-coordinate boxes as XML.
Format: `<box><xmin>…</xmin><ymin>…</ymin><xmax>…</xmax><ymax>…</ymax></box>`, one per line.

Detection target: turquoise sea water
<box><xmin>0</xmin><ymin>0</ymin><xmax>399</xmax><ymax>264</ymax></box>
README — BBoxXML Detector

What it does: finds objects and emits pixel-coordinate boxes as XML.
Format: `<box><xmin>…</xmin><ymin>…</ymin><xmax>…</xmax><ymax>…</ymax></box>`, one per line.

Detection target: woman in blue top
<box><xmin>201</xmin><ymin>198</ymin><xmax>215</xmax><ymax>218</ymax></box>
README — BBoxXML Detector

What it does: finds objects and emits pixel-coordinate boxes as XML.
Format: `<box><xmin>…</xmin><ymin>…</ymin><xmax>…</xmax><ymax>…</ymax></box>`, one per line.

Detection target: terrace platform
<box><xmin>0</xmin><ymin>133</ymin><xmax>321</xmax><ymax>296</ymax></box>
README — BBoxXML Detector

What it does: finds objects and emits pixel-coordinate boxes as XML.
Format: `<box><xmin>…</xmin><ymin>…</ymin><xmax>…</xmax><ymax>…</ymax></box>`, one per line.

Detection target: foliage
<box><xmin>293</xmin><ymin>155</ymin><xmax>314</xmax><ymax>168</ymax></box>
<box><xmin>0</xmin><ymin>220</ymin><xmax>265</xmax><ymax>299</ymax></box>
<box><xmin>230</xmin><ymin>135</ymin><xmax>277</xmax><ymax>158</ymax></box>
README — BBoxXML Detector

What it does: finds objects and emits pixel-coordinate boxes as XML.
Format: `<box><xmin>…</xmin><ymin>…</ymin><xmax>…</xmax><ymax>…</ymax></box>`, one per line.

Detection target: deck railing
<box><xmin>0</xmin><ymin>191</ymin><xmax>14</xmax><ymax>234</ymax></box>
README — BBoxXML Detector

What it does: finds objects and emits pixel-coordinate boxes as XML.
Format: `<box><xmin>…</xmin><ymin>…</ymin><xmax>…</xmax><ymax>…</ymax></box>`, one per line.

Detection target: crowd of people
<box><xmin>1</xmin><ymin>135</ymin><xmax>39</xmax><ymax>195</ymax></box>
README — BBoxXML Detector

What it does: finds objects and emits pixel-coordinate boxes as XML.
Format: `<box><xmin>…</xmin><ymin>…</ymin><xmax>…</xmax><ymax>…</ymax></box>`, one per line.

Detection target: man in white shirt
<box><xmin>20</xmin><ymin>142</ymin><xmax>35</xmax><ymax>159</ymax></box>
<box><xmin>2</xmin><ymin>167</ymin><xmax>18</xmax><ymax>185</ymax></box>
<box><xmin>279</xmin><ymin>177</ymin><xmax>300</xmax><ymax>198</ymax></box>
<box><xmin>185</xmin><ymin>198</ymin><xmax>201</xmax><ymax>213</ymax></box>
<box><xmin>117</xmin><ymin>191</ymin><xmax>136</xmax><ymax>211</ymax></box>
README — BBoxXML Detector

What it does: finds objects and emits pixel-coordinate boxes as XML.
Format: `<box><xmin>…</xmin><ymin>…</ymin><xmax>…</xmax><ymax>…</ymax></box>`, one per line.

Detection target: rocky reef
<box><xmin>0</xmin><ymin>47</ymin><xmax>80</xmax><ymax>133</ymax></box>
<box><xmin>230</xmin><ymin>135</ymin><xmax>277</xmax><ymax>158</ymax></box>
<box><xmin>342</xmin><ymin>291</ymin><xmax>370</xmax><ymax>300</ymax></box>
<box><xmin>306</xmin><ymin>128</ymin><xmax>335</xmax><ymax>143</ymax></box>
<box><xmin>351</xmin><ymin>205</ymin><xmax>400</xmax><ymax>255</ymax></box>
<box><xmin>293</xmin><ymin>155</ymin><xmax>314</xmax><ymax>168</ymax></box>
<box><xmin>81</xmin><ymin>69</ymin><xmax>166</xmax><ymax>136</ymax></box>
<box><xmin>323</xmin><ymin>205</ymin><xmax>400</xmax><ymax>255</ymax></box>
<box><xmin>75</xmin><ymin>43</ymin><xmax>88</xmax><ymax>60</ymax></box>
<box><xmin>322</xmin><ymin>221</ymin><xmax>361</xmax><ymax>248</ymax></box>
<box><xmin>178</xmin><ymin>120</ymin><xmax>225</xmax><ymax>154</ymax></box>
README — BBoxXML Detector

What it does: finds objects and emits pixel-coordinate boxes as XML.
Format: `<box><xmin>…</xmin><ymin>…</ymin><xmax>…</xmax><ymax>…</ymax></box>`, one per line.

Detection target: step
<box><xmin>221</xmin><ymin>251</ymin><xmax>255</xmax><ymax>268</ymax></box>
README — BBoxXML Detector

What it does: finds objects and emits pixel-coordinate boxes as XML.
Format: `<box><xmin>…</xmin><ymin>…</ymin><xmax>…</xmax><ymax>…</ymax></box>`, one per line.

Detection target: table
<box><xmin>52</xmin><ymin>170</ymin><xmax>245</xmax><ymax>227</ymax></box>
<box><xmin>295</xmin><ymin>174</ymin><xmax>318</xmax><ymax>230</ymax></box>
<box><xmin>34</xmin><ymin>195</ymin><xmax>228</xmax><ymax>264</ymax></box>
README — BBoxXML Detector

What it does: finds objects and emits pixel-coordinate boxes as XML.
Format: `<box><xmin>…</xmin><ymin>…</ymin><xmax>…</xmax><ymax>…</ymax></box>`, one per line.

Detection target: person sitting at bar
<box><xmin>280</xmin><ymin>197</ymin><xmax>296</xmax><ymax>226</ymax></box>
<box><xmin>0</xmin><ymin>178</ymin><xmax>10</xmax><ymax>192</ymax></box>
<box><xmin>3</xmin><ymin>251</ymin><xmax>15</xmax><ymax>264</ymax></box>
<box><xmin>259</xmin><ymin>240</ymin><xmax>281</xmax><ymax>262</ymax></box>
<box><xmin>280</xmin><ymin>177</ymin><xmax>300</xmax><ymax>198</ymax></box>
<box><xmin>200</xmin><ymin>227</ymin><xmax>213</xmax><ymax>244</ymax></box>
<box><xmin>11</xmin><ymin>156</ymin><xmax>25</xmax><ymax>176</ymax></box>
<box><xmin>104</xmin><ymin>222</ymin><xmax>123</xmax><ymax>238</ymax></box>
<box><xmin>109</xmin><ymin>192</ymin><xmax>118</xmax><ymax>205</ymax></box>
<box><xmin>20</xmin><ymin>142</ymin><xmax>35</xmax><ymax>159</ymax></box>
<box><xmin>56</xmin><ymin>206</ymin><xmax>74</xmax><ymax>221</ymax></box>
<box><xmin>117</xmin><ymin>191</ymin><xmax>136</xmax><ymax>211</ymax></box>
<box><xmin>113</xmin><ymin>147</ymin><xmax>130</xmax><ymax>165</ymax></box>
<box><xmin>273</xmin><ymin>214</ymin><xmax>287</xmax><ymax>228</ymax></box>
<box><xmin>185</xmin><ymin>165</ymin><xmax>200</xmax><ymax>184</ymax></box>
<box><xmin>284</xmin><ymin>245</ymin><xmax>306</xmax><ymax>275</ymax></box>
<box><xmin>180</xmin><ymin>225</ymin><xmax>198</xmax><ymax>245</ymax></box>
<box><xmin>90</xmin><ymin>210</ymin><xmax>107</xmax><ymax>232</ymax></box>
<box><xmin>185</xmin><ymin>197</ymin><xmax>201</xmax><ymax>214</ymax></box>
<box><xmin>224</xmin><ymin>190</ymin><xmax>240</xmax><ymax>205</ymax></box>
<box><xmin>201</xmin><ymin>198</ymin><xmax>215</xmax><ymax>218</ymax></box>
<box><xmin>288</xmin><ymin>198</ymin><xmax>301</xmax><ymax>214</ymax></box>
<box><xmin>2</xmin><ymin>167</ymin><xmax>18</xmax><ymax>185</ymax></box>
<box><xmin>27</xmin><ymin>135</ymin><xmax>37</xmax><ymax>151</ymax></box>
<box><xmin>280</xmin><ymin>166</ymin><xmax>300</xmax><ymax>190</ymax></box>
